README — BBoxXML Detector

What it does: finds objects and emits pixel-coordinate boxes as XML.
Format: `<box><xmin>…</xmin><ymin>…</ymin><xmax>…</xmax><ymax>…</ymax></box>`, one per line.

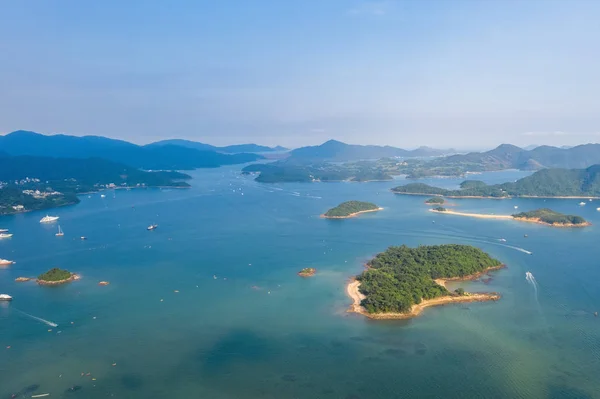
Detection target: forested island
<box><xmin>37</xmin><ymin>268</ymin><xmax>79</xmax><ymax>285</ymax></box>
<box><xmin>0</xmin><ymin>154</ymin><xmax>191</xmax><ymax>215</ymax></box>
<box><xmin>348</xmin><ymin>245</ymin><xmax>502</xmax><ymax>319</ymax></box>
<box><xmin>322</xmin><ymin>201</ymin><xmax>382</xmax><ymax>218</ymax></box>
<box><xmin>425</xmin><ymin>197</ymin><xmax>445</xmax><ymax>204</ymax></box>
<box><xmin>393</xmin><ymin>166</ymin><xmax>600</xmax><ymax>198</ymax></box>
<box><xmin>512</xmin><ymin>208</ymin><xmax>590</xmax><ymax>227</ymax></box>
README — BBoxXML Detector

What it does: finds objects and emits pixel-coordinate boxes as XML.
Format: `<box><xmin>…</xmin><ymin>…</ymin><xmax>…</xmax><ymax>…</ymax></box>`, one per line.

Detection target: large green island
<box><xmin>347</xmin><ymin>244</ymin><xmax>502</xmax><ymax>319</ymax></box>
<box><xmin>322</xmin><ymin>201</ymin><xmax>382</xmax><ymax>219</ymax></box>
<box><xmin>37</xmin><ymin>268</ymin><xmax>79</xmax><ymax>285</ymax></box>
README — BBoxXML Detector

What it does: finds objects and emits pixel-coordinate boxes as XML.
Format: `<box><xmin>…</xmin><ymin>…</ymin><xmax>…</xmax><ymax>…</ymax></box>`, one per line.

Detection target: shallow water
<box><xmin>1</xmin><ymin>167</ymin><xmax>600</xmax><ymax>398</ymax></box>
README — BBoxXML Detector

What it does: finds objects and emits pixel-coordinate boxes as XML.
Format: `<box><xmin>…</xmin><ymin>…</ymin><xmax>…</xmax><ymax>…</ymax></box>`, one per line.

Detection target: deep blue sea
<box><xmin>2</xmin><ymin>167</ymin><xmax>600</xmax><ymax>398</ymax></box>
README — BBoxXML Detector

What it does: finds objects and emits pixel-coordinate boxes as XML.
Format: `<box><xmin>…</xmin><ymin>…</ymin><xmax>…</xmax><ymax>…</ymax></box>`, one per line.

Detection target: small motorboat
<box><xmin>499</xmin><ymin>238</ymin><xmax>507</xmax><ymax>242</ymax></box>
<box><xmin>0</xmin><ymin>294</ymin><xmax>12</xmax><ymax>301</ymax></box>
<box><xmin>147</xmin><ymin>224</ymin><xmax>158</xmax><ymax>231</ymax></box>
<box><xmin>0</xmin><ymin>258</ymin><xmax>15</xmax><ymax>265</ymax></box>
<box><xmin>0</xmin><ymin>233</ymin><xmax>13</xmax><ymax>239</ymax></box>
<box><xmin>579</xmin><ymin>202</ymin><xmax>586</xmax><ymax>206</ymax></box>
<box><xmin>56</xmin><ymin>225</ymin><xmax>64</xmax><ymax>237</ymax></box>
<box><xmin>80</xmin><ymin>236</ymin><xmax>87</xmax><ymax>240</ymax></box>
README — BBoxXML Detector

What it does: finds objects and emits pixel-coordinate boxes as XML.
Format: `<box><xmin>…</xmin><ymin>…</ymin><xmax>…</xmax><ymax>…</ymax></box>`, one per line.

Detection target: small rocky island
<box><xmin>425</xmin><ymin>197</ymin><xmax>445</xmax><ymax>205</ymax></box>
<box><xmin>347</xmin><ymin>244</ymin><xmax>502</xmax><ymax>319</ymax></box>
<box><xmin>298</xmin><ymin>268</ymin><xmax>317</xmax><ymax>277</ymax></box>
<box><xmin>37</xmin><ymin>268</ymin><xmax>79</xmax><ymax>285</ymax></box>
<box><xmin>322</xmin><ymin>201</ymin><xmax>382</xmax><ymax>219</ymax></box>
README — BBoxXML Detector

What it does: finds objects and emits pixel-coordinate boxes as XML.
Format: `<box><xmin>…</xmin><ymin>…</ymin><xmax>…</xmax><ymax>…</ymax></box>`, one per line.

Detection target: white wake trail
<box><xmin>13</xmin><ymin>308</ymin><xmax>59</xmax><ymax>327</ymax></box>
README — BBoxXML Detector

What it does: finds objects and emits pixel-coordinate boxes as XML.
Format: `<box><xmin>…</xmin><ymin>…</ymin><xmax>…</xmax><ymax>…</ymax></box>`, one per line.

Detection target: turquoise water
<box><xmin>1</xmin><ymin>167</ymin><xmax>600</xmax><ymax>398</ymax></box>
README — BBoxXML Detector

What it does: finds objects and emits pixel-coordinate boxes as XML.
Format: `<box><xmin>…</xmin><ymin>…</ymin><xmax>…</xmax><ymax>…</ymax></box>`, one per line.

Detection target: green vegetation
<box><xmin>38</xmin><ymin>268</ymin><xmax>73</xmax><ymax>282</ymax></box>
<box><xmin>432</xmin><ymin>207</ymin><xmax>447</xmax><ymax>212</ymax></box>
<box><xmin>512</xmin><ymin>208</ymin><xmax>588</xmax><ymax>225</ymax></box>
<box><xmin>393</xmin><ymin>165</ymin><xmax>600</xmax><ymax>198</ymax></box>
<box><xmin>324</xmin><ymin>201</ymin><xmax>380</xmax><ymax>217</ymax></box>
<box><xmin>425</xmin><ymin>197</ymin><xmax>445</xmax><ymax>204</ymax></box>
<box><xmin>454</xmin><ymin>288</ymin><xmax>465</xmax><ymax>296</ymax></box>
<box><xmin>0</xmin><ymin>154</ymin><xmax>191</xmax><ymax>215</ymax></box>
<box><xmin>356</xmin><ymin>245</ymin><xmax>502</xmax><ymax>314</ymax></box>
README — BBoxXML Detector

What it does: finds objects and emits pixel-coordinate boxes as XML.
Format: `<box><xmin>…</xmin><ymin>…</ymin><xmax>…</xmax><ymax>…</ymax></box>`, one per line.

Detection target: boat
<box><xmin>499</xmin><ymin>238</ymin><xmax>507</xmax><ymax>242</ymax></box>
<box><xmin>579</xmin><ymin>202</ymin><xmax>586</xmax><ymax>206</ymax></box>
<box><xmin>514</xmin><ymin>206</ymin><xmax>518</xmax><ymax>209</ymax></box>
<box><xmin>100</xmin><ymin>194</ymin><xmax>106</xmax><ymax>198</ymax></box>
<box><xmin>0</xmin><ymin>233</ymin><xmax>13</xmax><ymax>239</ymax></box>
<box><xmin>0</xmin><ymin>294</ymin><xmax>12</xmax><ymax>301</ymax></box>
<box><xmin>524</xmin><ymin>234</ymin><xmax>528</xmax><ymax>238</ymax></box>
<box><xmin>0</xmin><ymin>259</ymin><xmax>15</xmax><ymax>265</ymax></box>
<box><xmin>597</xmin><ymin>207</ymin><xmax>600</xmax><ymax>211</ymax></box>
<box><xmin>80</xmin><ymin>236</ymin><xmax>87</xmax><ymax>240</ymax></box>
<box><xmin>40</xmin><ymin>215</ymin><xmax>59</xmax><ymax>223</ymax></box>
<box><xmin>0</xmin><ymin>228</ymin><xmax>8</xmax><ymax>233</ymax></box>
<box><xmin>56</xmin><ymin>225</ymin><xmax>64</xmax><ymax>237</ymax></box>
<box><xmin>147</xmin><ymin>224</ymin><xmax>158</xmax><ymax>231</ymax></box>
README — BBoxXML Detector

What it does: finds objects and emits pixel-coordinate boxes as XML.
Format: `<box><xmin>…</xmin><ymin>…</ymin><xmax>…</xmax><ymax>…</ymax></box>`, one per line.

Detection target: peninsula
<box><xmin>37</xmin><ymin>268</ymin><xmax>79</xmax><ymax>285</ymax></box>
<box><xmin>348</xmin><ymin>244</ymin><xmax>502</xmax><ymax>319</ymax></box>
<box><xmin>430</xmin><ymin>207</ymin><xmax>590</xmax><ymax>227</ymax></box>
<box><xmin>322</xmin><ymin>201</ymin><xmax>382</xmax><ymax>219</ymax></box>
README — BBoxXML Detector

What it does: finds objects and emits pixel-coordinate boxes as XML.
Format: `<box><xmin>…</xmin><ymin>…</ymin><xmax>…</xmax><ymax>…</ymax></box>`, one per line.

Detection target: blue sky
<box><xmin>1</xmin><ymin>0</ymin><xmax>599</xmax><ymax>149</ymax></box>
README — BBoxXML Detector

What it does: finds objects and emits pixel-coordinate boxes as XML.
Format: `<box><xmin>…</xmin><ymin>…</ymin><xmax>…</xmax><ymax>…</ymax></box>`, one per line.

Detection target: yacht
<box><xmin>40</xmin><ymin>215</ymin><xmax>59</xmax><ymax>223</ymax></box>
<box><xmin>0</xmin><ymin>258</ymin><xmax>15</xmax><ymax>265</ymax></box>
<box><xmin>0</xmin><ymin>233</ymin><xmax>13</xmax><ymax>239</ymax></box>
<box><xmin>147</xmin><ymin>224</ymin><xmax>158</xmax><ymax>231</ymax></box>
<box><xmin>0</xmin><ymin>294</ymin><xmax>12</xmax><ymax>301</ymax></box>
<box><xmin>0</xmin><ymin>228</ymin><xmax>8</xmax><ymax>233</ymax></box>
<box><xmin>56</xmin><ymin>225</ymin><xmax>64</xmax><ymax>237</ymax></box>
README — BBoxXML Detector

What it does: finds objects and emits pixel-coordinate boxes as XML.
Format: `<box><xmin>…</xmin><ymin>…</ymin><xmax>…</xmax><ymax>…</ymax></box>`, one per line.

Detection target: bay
<box><xmin>1</xmin><ymin>167</ymin><xmax>599</xmax><ymax>398</ymax></box>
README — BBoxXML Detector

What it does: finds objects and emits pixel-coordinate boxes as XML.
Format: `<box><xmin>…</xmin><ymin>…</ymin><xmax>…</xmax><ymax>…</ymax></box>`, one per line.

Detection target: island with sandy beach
<box><xmin>322</xmin><ymin>201</ymin><xmax>382</xmax><ymax>219</ymax></box>
<box><xmin>347</xmin><ymin>244</ymin><xmax>503</xmax><ymax>320</ymax></box>
<box><xmin>430</xmin><ymin>207</ymin><xmax>590</xmax><ymax>227</ymax></box>
<box><xmin>37</xmin><ymin>268</ymin><xmax>80</xmax><ymax>285</ymax></box>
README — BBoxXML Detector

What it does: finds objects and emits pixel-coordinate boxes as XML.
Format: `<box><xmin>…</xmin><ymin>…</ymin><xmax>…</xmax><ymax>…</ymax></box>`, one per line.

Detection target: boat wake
<box><xmin>13</xmin><ymin>308</ymin><xmax>58</xmax><ymax>327</ymax></box>
<box><xmin>526</xmin><ymin>271</ymin><xmax>538</xmax><ymax>298</ymax></box>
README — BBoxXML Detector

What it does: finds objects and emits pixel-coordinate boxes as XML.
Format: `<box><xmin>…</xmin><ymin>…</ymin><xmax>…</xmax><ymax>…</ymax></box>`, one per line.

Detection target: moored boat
<box><xmin>147</xmin><ymin>224</ymin><xmax>158</xmax><ymax>231</ymax></box>
<box><xmin>0</xmin><ymin>259</ymin><xmax>15</xmax><ymax>265</ymax></box>
<box><xmin>40</xmin><ymin>215</ymin><xmax>59</xmax><ymax>223</ymax></box>
<box><xmin>0</xmin><ymin>233</ymin><xmax>13</xmax><ymax>239</ymax></box>
<box><xmin>0</xmin><ymin>294</ymin><xmax>12</xmax><ymax>301</ymax></box>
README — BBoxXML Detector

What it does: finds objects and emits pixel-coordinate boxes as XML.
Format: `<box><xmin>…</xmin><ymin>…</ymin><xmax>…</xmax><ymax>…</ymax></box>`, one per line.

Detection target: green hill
<box><xmin>512</xmin><ymin>208</ymin><xmax>588</xmax><ymax>226</ymax></box>
<box><xmin>324</xmin><ymin>201</ymin><xmax>380</xmax><ymax>218</ymax></box>
<box><xmin>357</xmin><ymin>245</ymin><xmax>502</xmax><ymax>314</ymax></box>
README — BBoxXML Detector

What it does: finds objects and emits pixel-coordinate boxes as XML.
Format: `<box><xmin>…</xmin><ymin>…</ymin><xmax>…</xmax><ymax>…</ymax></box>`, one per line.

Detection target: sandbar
<box><xmin>430</xmin><ymin>209</ymin><xmax>591</xmax><ymax>227</ymax></box>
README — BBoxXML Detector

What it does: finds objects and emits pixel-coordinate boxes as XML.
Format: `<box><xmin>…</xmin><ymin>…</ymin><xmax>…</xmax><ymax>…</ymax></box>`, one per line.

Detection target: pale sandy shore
<box><xmin>321</xmin><ymin>207</ymin><xmax>383</xmax><ymax>219</ymax></box>
<box><xmin>430</xmin><ymin>209</ymin><xmax>591</xmax><ymax>227</ymax></box>
<box><xmin>346</xmin><ymin>279</ymin><xmax>500</xmax><ymax>320</ymax></box>
<box><xmin>429</xmin><ymin>209</ymin><xmax>512</xmax><ymax>219</ymax></box>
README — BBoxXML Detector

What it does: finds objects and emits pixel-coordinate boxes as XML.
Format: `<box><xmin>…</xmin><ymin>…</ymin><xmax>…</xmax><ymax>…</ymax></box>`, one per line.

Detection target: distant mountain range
<box><xmin>287</xmin><ymin>139</ymin><xmax>456</xmax><ymax>162</ymax></box>
<box><xmin>0</xmin><ymin>131</ymin><xmax>264</xmax><ymax>170</ymax></box>
<box><xmin>430</xmin><ymin>143</ymin><xmax>600</xmax><ymax>171</ymax></box>
<box><xmin>149</xmin><ymin>139</ymin><xmax>288</xmax><ymax>153</ymax></box>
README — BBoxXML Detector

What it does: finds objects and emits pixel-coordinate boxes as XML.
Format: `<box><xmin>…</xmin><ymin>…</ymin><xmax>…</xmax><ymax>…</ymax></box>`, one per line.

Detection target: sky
<box><xmin>1</xmin><ymin>0</ymin><xmax>599</xmax><ymax>149</ymax></box>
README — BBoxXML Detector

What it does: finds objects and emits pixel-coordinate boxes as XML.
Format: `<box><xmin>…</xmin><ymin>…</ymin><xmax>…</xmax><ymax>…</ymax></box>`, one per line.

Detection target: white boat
<box><xmin>0</xmin><ymin>294</ymin><xmax>12</xmax><ymax>301</ymax></box>
<box><xmin>147</xmin><ymin>224</ymin><xmax>158</xmax><ymax>231</ymax></box>
<box><xmin>0</xmin><ymin>233</ymin><xmax>13</xmax><ymax>239</ymax></box>
<box><xmin>0</xmin><ymin>228</ymin><xmax>8</xmax><ymax>233</ymax></box>
<box><xmin>40</xmin><ymin>215</ymin><xmax>59</xmax><ymax>223</ymax></box>
<box><xmin>0</xmin><ymin>259</ymin><xmax>15</xmax><ymax>265</ymax></box>
<box><xmin>100</xmin><ymin>194</ymin><xmax>106</xmax><ymax>198</ymax></box>
<box><xmin>514</xmin><ymin>206</ymin><xmax>518</xmax><ymax>209</ymax></box>
<box><xmin>56</xmin><ymin>225</ymin><xmax>64</xmax><ymax>237</ymax></box>
<box><xmin>597</xmin><ymin>207</ymin><xmax>600</xmax><ymax>211</ymax></box>
<box><xmin>498</xmin><ymin>238</ymin><xmax>507</xmax><ymax>242</ymax></box>
<box><xmin>579</xmin><ymin>202</ymin><xmax>586</xmax><ymax>206</ymax></box>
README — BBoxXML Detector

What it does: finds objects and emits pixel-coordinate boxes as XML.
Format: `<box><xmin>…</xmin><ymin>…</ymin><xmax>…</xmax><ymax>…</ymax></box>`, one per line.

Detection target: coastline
<box><xmin>346</xmin><ymin>279</ymin><xmax>500</xmax><ymax>320</ymax></box>
<box><xmin>430</xmin><ymin>209</ymin><xmax>591</xmax><ymax>227</ymax></box>
<box><xmin>393</xmin><ymin>191</ymin><xmax>600</xmax><ymax>200</ymax></box>
<box><xmin>321</xmin><ymin>207</ymin><xmax>383</xmax><ymax>219</ymax></box>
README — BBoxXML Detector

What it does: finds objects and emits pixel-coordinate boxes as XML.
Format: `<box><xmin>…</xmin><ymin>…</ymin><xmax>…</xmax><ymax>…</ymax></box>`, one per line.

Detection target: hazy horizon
<box><xmin>1</xmin><ymin>0</ymin><xmax>599</xmax><ymax>148</ymax></box>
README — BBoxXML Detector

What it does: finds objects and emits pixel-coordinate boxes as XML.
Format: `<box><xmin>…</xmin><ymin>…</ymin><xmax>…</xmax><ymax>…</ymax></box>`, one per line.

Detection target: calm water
<box><xmin>1</xmin><ymin>168</ymin><xmax>600</xmax><ymax>398</ymax></box>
